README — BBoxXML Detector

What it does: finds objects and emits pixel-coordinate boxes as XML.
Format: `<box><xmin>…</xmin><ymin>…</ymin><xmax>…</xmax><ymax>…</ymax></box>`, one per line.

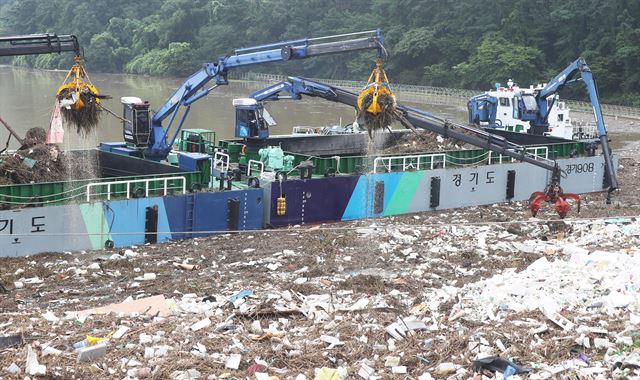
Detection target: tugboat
<box><xmin>469</xmin><ymin>79</ymin><xmax>597</xmax><ymax>140</ymax></box>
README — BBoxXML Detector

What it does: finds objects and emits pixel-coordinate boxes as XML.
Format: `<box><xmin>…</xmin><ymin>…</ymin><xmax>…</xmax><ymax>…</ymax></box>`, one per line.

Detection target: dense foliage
<box><xmin>1</xmin><ymin>0</ymin><xmax>638</xmax><ymax>105</ymax></box>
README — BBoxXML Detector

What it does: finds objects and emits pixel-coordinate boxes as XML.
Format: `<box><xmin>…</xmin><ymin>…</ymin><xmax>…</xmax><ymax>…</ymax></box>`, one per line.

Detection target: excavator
<box><xmin>0</xmin><ymin>33</ymin><xmax>104</xmax><ymax>134</ymax></box>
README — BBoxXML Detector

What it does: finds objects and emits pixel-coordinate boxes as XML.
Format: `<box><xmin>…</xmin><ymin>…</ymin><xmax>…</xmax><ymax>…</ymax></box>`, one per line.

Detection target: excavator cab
<box><xmin>233</xmin><ymin>98</ymin><xmax>270</xmax><ymax>139</ymax></box>
<box><xmin>121</xmin><ymin>97</ymin><xmax>151</xmax><ymax>147</ymax></box>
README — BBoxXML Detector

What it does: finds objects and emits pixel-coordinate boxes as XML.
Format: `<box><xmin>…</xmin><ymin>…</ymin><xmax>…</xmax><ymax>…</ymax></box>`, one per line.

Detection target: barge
<box><xmin>0</xmin><ymin>123</ymin><xmax>615</xmax><ymax>257</ymax></box>
<box><xmin>0</xmin><ymin>31</ymin><xmax>619</xmax><ymax>257</ymax></box>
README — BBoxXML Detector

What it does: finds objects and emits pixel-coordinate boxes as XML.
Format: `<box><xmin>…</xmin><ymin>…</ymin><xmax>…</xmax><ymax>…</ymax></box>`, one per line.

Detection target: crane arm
<box><xmin>537</xmin><ymin>58</ymin><xmax>586</xmax><ymax>99</ymax></box>
<box><xmin>467</xmin><ymin>57</ymin><xmax>617</xmax><ymax>194</ymax></box>
<box><xmin>0</xmin><ymin>33</ymin><xmax>80</xmax><ymax>57</ymax></box>
<box><xmin>147</xmin><ymin>29</ymin><xmax>384</xmax><ymax>159</ymax></box>
<box><xmin>534</xmin><ymin>57</ymin><xmax>618</xmax><ymax>192</ymax></box>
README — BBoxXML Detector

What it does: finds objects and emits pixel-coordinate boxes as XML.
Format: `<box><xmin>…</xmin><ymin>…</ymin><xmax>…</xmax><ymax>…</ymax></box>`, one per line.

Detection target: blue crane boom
<box><xmin>132</xmin><ymin>30</ymin><xmax>385</xmax><ymax>160</ymax></box>
<box><xmin>517</xmin><ymin>58</ymin><xmax>617</xmax><ymax>192</ymax></box>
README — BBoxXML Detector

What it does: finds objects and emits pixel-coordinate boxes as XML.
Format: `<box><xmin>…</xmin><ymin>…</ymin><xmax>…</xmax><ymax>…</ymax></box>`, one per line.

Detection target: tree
<box><xmin>454</xmin><ymin>33</ymin><xmax>543</xmax><ymax>89</ymax></box>
<box><xmin>125</xmin><ymin>42</ymin><xmax>194</xmax><ymax>76</ymax></box>
<box><xmin>86</xmin><ymin>32</ymin><xmax>121</xmax><ymax>72</ymax></box>
<box><xmin>0</xmin><ymin>0</ymin><xmax>637</xmax><ymax>105</ymax></box>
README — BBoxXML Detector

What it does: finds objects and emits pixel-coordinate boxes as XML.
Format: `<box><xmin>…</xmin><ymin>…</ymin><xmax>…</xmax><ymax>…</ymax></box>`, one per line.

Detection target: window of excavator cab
<box><xmin>521</xmin><ymin>95</ymin><xmax>538</xmax><ymax>112</ymax></box>
<box><xmin>558</xmin><ymin>114</ymin><xmax>564</xmax><ymax>122</ymax></box>
<box><xmin>499</xmin><ymin>97</ymin><xmax>510</xmax><ymax>107</ymax></box>
<box><xmin>248</xmin><ymin>109</ymin><xmax>257</xmax><ymax>123</ymax></box>
<box><xmin>236</xmin><ymin>108</ymin><xmax>248</xmax><ymax>125</ymax></box>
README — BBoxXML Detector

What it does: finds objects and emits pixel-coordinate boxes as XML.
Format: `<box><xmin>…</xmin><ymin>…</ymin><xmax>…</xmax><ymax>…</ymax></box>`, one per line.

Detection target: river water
<box><xmin>0</xmin><ymin>66</ymin><xmax>465</xmax><ymax>149</ymax></box>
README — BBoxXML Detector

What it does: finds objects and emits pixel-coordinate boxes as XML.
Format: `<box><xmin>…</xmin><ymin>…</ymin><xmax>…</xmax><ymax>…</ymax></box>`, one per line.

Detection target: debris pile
<box><xmin>383</xmin><ymin>130</ymin><xmax>468</xmax><ymax>154</ymax></box>
<box><xmin>1</xmin><ymin>205</ymin><xmax>639</xmax><ymax>379</ymax></box>
<box><xmin>0</xmin><ymin>128</ymin><xmax>100</xmax><ymax>188</ymax></box>
<box><xmin>0</xmin><ymin>127</ymin><xmax>65</xmax><ymax>185</ymax></box>
<box><xmin>0</xmin><ymin>158</ymin><xmax>637</xmax><ymax>378</ymax></box>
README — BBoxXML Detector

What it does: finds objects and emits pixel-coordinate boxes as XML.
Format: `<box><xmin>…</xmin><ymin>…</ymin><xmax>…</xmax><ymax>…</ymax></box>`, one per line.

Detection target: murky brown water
<box><xmin>0</xmin><ymin>66</ymin><xmax>466</xmax><ymax>149</ymax></box>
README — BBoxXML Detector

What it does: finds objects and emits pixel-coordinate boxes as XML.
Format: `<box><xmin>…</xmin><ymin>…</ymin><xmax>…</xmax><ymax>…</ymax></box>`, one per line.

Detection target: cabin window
<box><xmin>499</xmin><ymin>97</ymin><xmax>510</xmax><ymax>106</ymax></box>
<box><xmin>521</xmin><ymin>95</ymin><xmax>538</xmax><ymax>112</ymax></box>
<box><xmin>558</xmin><ymin>114</ymin><xmax>564</xmax><ymax>122</ymax></box>
<box><xmin>236</xmin><ymin>108</ymin><xmax>248</xmax><ymax>125</ymax></box>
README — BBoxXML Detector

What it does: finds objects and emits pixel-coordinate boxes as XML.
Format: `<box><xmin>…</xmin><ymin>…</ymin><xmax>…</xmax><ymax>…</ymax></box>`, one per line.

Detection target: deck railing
<box><xmin>373</xmin><ymin>153</ymin><xmax>446</xmax><ymax>173</ymax></box>
<box><xmin>86</xmin><ymin>176</ymin><xmax>187</xmax><ymax>202</ymax></box>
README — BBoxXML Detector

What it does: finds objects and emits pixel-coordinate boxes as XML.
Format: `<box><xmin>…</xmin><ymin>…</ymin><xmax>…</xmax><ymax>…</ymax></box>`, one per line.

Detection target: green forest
<box><xmin>1</xmin><ymin>0</ymin><xmax>639</xmax><ymax>105</ymax></box>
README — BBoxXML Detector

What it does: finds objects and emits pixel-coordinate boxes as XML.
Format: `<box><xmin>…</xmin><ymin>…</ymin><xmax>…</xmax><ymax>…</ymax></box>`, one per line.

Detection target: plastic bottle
<box><xmin>73</xmin><ymin>335</ymin><xmax>106</xmax><ymax>350</ymax></box>
<box><xmin>72</xmin><ymin>339</ymin><xmax>89</xmax><ymax>349</ymax></box>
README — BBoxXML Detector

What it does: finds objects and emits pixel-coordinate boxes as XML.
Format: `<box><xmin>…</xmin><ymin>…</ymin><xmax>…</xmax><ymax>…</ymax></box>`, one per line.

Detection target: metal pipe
<box><xmin>0</xmin><ymin>116</ymin><xmax>25</xmax><ymax>146</ymax></box>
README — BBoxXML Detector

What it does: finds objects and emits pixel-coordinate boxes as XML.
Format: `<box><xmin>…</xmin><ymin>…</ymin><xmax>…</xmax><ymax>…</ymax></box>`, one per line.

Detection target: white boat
<box><xmin>474</xmin><ymin>79</ymin><xmax>597</xmax><ymax>140</ymax></box>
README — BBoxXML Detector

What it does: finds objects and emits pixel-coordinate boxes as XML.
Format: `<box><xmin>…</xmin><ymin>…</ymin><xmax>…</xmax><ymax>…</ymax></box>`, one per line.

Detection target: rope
<box><xmin>0</xmin><ymin>185</ymin><xmax>185</xmax><ymax>205</ymax></box>
<box><xmin>444</xmin><ymin>151</ymin><xmax>490</xmax><ymax>161</ymax></box>
<box><xmin>0</xmin><ymin>183</ymin><xmax>88</xmax><ymax>199</ymax></box>
<box><xmin>0</xmin><ymin>213</ymin><xmax>637</xmax><ymax>238</ymax></box>
<box><xmin>98</xmin><ymin>103</ymin><xmax>130</xmax><ymax>124</ymax></box>
<box><xmin>0</xmin><ymin>191</ymin><xmax>85</xmax><ymax>205</ymax></box>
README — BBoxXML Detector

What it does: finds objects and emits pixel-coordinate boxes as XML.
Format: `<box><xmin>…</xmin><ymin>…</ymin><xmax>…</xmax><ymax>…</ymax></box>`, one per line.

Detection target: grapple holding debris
<box><xmin>56</xmin><ymin>55</ymin><xmax>105</xmax><ymax>134</ymax></box>
<box><xmin>357</xmin><ymin>58</ymin><xmax>396</xmax><ymax>137</ymax></box>
<box><xmin>529</xmin><ymin>167</ymin><xmax>581</xmax><ymax>218</ymax></box>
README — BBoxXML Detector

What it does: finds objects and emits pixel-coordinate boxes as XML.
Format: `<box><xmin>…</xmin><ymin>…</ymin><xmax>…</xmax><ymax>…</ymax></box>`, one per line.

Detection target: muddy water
<box><xmin>0</xmin><ymin>66</ymin><xmax>466</xmax><ymax>150</ymax></box>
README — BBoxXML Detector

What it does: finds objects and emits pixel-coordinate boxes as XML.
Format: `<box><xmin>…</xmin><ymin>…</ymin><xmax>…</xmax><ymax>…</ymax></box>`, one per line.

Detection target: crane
<box><xmin>467</xmin><ymin>57</ymin><xmax>618</xmax><ymax>197</ymax></box>
<box><xmin>121</xmin><ymin>30</ymin><xmax>385</xmax><ymax>160</ymax></box>
<box><xmin>233</xmin><ymin>76</ymin><xmax>588</xmax><ymax>218</ymax></box>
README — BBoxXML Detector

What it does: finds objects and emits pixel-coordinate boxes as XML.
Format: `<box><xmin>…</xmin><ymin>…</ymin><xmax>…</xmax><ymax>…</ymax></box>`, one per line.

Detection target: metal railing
<box><xmin>565</xmin><ymin>100</ymin><xmax>640</xmax><ymax>119</ymax></box>
<box><xmin>86</xmin><ymin>176</ymin><xmax>187</xmax><ymax>202</ymax></box>
<box><xmin>373</xmin><ymin>153</ymin><xmax>446</xmax><ymax>173</ymax></box>
<box><xmin>292</xmin><ymin>126</ymin><xmax>318</xmax><ymax>135</ymax></box>
<box><xmin>572</xmin><ymin>122</ymin><xmax>599</xmax><ymax>139</ymax></box>
<box><xmin>488</xmin><ymin>146</ymin><xmax>549</xmax><ymax>165</ymax></box>
<box><xmin>234</xmin><ymin>72</ymin><xmax>640</xmax><ymax>120</ymax></box>
<box><xmin>212</xmin><ymin>151</ymin><xmax>230</xmax><ymax>173</ymax></box>
<box><xmin>247</xmin><ymin>160</ymin><xmax>264</xmax><ymax>177</ymax></box>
